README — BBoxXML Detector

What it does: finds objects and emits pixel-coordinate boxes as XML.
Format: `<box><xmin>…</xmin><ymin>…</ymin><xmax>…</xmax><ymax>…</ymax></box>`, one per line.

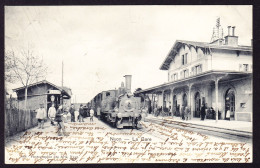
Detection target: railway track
<box><xmin>97</xmin><ymin>116</ymin><xmax>252</xmax><ymax>143</ymax></box>
<box><xmin>145</xmin><ymin>117</ymin><xmax>252</xmax><ymax>143</ymax></box>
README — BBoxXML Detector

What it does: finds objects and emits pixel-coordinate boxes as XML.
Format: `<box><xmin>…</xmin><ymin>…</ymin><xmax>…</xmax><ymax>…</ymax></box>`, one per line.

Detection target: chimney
<box><xmin>124</xmin><ymin>75</ymin><xmax>132</xmax><ymax>93</ymax></box>
<box><xmin>232</xmin><ymin>26</ymin><xmax>236</xmax><ymax>36</ymax></box>
<box><xmin>224</xmin><ymin>25</ymin><xmax>238</xmax><ymax>46</ymax></box>
<box><xmin>227</xmin><ymin>26</ymin><xmax>231</xmax><ymax>36</ymax></box>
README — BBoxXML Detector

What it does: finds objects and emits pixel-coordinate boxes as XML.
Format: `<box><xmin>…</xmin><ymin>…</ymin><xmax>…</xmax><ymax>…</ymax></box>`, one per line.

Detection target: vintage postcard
<box><xmin>4</xmin><ymin>5</ymin><xmax>252</xmax><ymax>164</ymax></box>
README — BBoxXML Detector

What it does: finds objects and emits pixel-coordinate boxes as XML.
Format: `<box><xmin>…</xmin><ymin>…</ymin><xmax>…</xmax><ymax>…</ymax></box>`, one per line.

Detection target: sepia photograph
<box><xmin>4</xmin><ymin>5</ymin><xmax>252</xmax><ymax>164</ymax></box>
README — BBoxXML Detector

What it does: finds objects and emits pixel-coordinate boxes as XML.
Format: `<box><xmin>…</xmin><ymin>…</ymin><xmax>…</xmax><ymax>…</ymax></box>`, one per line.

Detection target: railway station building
<box><xmin>135</xmin><ymin>21</ymin><xmax>252</xmax><ymax>122</ymax></box>
<box><xmin>13</xmin><ymin>80</ymin><xmax>72</xmax><ymax>112</ymax></box>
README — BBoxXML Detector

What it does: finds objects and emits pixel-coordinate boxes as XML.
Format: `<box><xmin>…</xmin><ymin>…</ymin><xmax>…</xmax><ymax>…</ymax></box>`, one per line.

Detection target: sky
<box><xmin>5</xmin><ymin>5</ymin><xmax>252</xmax><ymax>103</ymax></box>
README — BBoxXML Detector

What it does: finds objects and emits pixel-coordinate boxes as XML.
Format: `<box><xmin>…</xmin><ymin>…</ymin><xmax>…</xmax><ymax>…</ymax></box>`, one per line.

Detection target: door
<box><xmin>225</xmin><ymin>89</ymin><xmax>235</xmax><ymax>120</ymax></box>
<box><xmin>195</xmin><ymin>92</ymin><xmax>201</xmax><ymax>117</ymax></box>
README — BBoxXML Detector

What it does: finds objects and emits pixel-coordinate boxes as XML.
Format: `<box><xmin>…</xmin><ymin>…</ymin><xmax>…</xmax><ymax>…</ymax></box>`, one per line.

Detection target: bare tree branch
<box><xmin>5</xmin><ymin>47</ymin><xmax>48</xmax><ymax>109</ymax></box>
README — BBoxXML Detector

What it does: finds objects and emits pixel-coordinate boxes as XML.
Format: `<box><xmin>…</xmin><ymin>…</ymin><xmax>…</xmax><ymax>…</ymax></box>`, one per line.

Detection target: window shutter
<box><xmin>191</xmin><ymin>67</ymin><xmax>194</xmax><ymax>76</ymax></box>
<box><xmin>200</xmin><ymin>64</ymin><xmax>203</xmax><ymax>73</ymax></box>
<box><xmin>187</xmin><ymin>69</ymin><xmax>189</xmax><ymax>77</ymax></box>
<box><xmin>250</xmin><ymin>64</ymin><xmax>252</xmax><ymax>72</ymax></box>
<box><xmin>239</xmin><ymin>64</ymin><xmax>242</xmax><ymax>71</ymax></box>
<box><xmin>180</xmin><ymin>71</ymin><xmax>183</xmax><ymax>79</ymax></box>
<box><xmin>176</xmin><ymin>73</ymin><xmax>178</xmax><ymax>80</ymax></box>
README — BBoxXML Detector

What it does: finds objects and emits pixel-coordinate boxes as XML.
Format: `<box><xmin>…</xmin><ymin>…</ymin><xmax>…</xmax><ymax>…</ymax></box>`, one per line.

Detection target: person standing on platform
<box><xmin>226</xmin><ymin>110</ymin><xmax>231</xmax><ymax>121</ymax></box>
<box><xmin>184</xmin><ymin>106</ymin><xmax>190</xmax><ymax>121</ymax></box>
<box><xmin>90</xmin><ymin>108</ymin><xmax>94</xmax><ymax>122</ymax></box>
<box><xmin>97</xmin><ymin>106</ymin><xmax>101</xmax><ymax>120</ymax></box>
<box><xmin>153</xmin><ymin>106</ymin><xmax>158</xmax><ymax>117</ymax></box>
<box><xmin>36</xmin><ymin>103</ymin><xmax>47</xmax><ymax>129</ymax></box>
<box><xmin>55</xmin><ymin>105</ymin><xmax>68</xmax><ymax>136</ymax></box>
<box><xmin>79</xmin><ymin>104</ymin><xmax>84</xmax><ymax>122</ymax></box>
<box><xmin>180</xmin><ymin>105</ymin><xmax>185</xmax><ymax>120</ymax></box>
<box><xmin>169</xmin><ymin>106</ymin><xmax>172</xmax><ymax>117</ymax></box>
<box><xmin>69</xmin><ymin>104</ymin><xmax>75</xmax><ymax>122</ymax></box>
<box><xmin>200</xmin><ymin>104</ymin><xmax>206</xmax><ymax>121</ymax></box>
<box><xmin>75</xmin><ymin>109</ymin><xmax>79</xmax><ymax>122</ymax></box>
<box><xmin>48</xmin><ymin>103</ymin><xmax>56</xmax><ymax>126</ymax></box>
<box><xmin>63</xmin><ymin>107</ymin><xmax>68</xmax><ymax>123</ymax></box>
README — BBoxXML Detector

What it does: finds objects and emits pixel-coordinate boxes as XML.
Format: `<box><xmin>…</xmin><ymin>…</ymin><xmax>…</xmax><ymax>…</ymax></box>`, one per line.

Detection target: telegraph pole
<box><xmin>61</xmin><ymin>60</ymin><xmax>64</xmax><ymax>112</ymax></box>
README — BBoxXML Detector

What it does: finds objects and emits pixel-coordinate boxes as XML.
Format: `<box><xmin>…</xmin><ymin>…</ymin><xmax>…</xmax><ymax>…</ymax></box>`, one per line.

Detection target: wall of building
<box><xmin>18</xmin><ymin>95</ymin><xmax>47</xmax><ymax>111</ymax></box>
<box><xmin>17</xmin><ymin>84</ymin><xmax>48</xmax><ymax>100</ymax></box>
<box><xmin>168</xmin><ymin>44</ymin><xmax>209</xmax><ymax>82</ymax></box>
<box><xmin>210</xmin><ymin>77</ymin><xmax>252</xmax><ymax>121</ymax></box>
<box><xmin>167</xmin><ymin>44</ymin><xmax>252</xmax><ymax>84</ymax></box>
<box><xmin>211</xmin><ymin>49</ymin><xmax>252</xmax><ymax>72</ymax></box>
<box><xmin>150</xmin><ymin>76</ymin><xmax>252</xmax><ymax>122</ymax></box>
<box><xmin>16</xmin><ymin>83</ymin><xmax>71</xmax><ymax>111</ymax></box>
<box><xmin>189</xmin><ymin>83</ymin><xmax>211</xmax><ymax>116</ymax></box>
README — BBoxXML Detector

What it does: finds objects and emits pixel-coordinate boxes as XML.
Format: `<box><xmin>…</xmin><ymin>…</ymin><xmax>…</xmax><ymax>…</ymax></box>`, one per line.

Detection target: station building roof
<box><xmin>159</xmin><ymin>40</ymin><xmax>252</xmax><ymax>70</ymax></box>
<box><xmin>13</xmin><ymin>80</ymin><xmax>71</xmax><ymax>98</ymax></box>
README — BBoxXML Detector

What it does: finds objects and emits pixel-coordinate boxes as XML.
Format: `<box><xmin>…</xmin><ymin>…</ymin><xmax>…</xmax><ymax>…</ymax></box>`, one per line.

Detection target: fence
<box><xmin>5</xmin><ymin>108</ymin><xmax>38</xmax><ymax>137</ymax></box>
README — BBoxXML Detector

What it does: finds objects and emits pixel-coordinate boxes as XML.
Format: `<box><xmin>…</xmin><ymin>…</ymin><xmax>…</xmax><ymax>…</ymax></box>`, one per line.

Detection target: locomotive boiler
<box><xmin>89</xmin><ymin>75</ymin><xmax>146</xmax><ymax>128</ymax></box>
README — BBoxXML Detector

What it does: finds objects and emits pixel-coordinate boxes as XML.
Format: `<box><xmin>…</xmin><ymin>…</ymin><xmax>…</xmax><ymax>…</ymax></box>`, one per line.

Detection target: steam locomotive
<box><xmin>88</xmin><ymin>75</ymin><xmax>147</xmax><ymax>128</ymax></box>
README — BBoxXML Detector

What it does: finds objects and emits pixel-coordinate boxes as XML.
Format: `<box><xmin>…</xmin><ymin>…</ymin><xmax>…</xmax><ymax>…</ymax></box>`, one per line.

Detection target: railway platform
<box><xmin>146</xmin><ymin>114</ymin><xmax>252</xmax><ymax>139</ymax></box>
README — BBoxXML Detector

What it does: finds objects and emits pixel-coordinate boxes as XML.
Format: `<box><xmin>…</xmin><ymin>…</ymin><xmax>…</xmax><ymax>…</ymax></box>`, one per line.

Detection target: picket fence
<box><xmin>5</xmin><ymin>109</ymin><xmax>38</xmax><ymax>137</ymax></box>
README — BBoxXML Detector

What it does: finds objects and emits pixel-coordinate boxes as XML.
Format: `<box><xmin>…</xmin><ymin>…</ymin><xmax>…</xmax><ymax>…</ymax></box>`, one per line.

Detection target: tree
<box><xmin>5</xmin><ymin>49</ymin><xmax>48</xmax><ymax>109</ymax></box>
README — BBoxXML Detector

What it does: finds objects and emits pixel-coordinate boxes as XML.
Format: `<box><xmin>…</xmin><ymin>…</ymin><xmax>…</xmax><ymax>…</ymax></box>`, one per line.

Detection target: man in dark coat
<box><xmin>55</xmin><ymin>105</ymin><xmax>68</xmax><ymax>136</ymax></box>
<box><xmin>181</xmin><ymin>105</ymin><xmax>185</xmax><ymax>120</ymax></box>
<box><xmin>79</xmin><ymin>104</ymin><xmax>84</xmax><ymax>122</ymax></box>
<box><xmin>69</xmin><ymin>104</ymin><xmax>75</xmax><ymax>122</ymax></box>
<box><xmin>200</xmin><ymin>104</ymin><xmax>206</xmax><ymax>121</ymax></box>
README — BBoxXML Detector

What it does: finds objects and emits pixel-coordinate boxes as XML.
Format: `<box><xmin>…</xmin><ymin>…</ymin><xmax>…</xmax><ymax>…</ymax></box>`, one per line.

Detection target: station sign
<box><xmin>48</xmin><ymin>90</ymin><xmax>61</xmax><ymax>94</ymax></box>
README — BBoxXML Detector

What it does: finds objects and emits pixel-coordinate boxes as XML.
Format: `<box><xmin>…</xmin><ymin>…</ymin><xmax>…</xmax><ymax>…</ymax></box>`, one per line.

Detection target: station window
<box><xmin>106</xmin><ymin>92</ymin><xmax>110</xmax><ymax>96</ymax></box>
<box><xmin>171</xmin><ymin>73</ymin><xmax>178</xmax><ymax>81</ymax></box>
<box><xmin>183</xmin><ymin>69</ymin><xmax>189</xmax><ymax>78</ymax></box>
<box><xmin>243</xmin><ymin>64</ymin><xmax>249</xmax><ymax>71</ymax></box>
<box><xmin>195</xmin><ymin>64</ymin><xmax>202</xmax><ymax>75</ymax></box>
<box><xmin>174</xmin><ymin>73</ymin><xmax>178</xmax><ymax>81</ymax></box>
<box><xmin>182</xmin><ymin>53</ymin><xmax>188</xmax><ymax>65</ymax></box>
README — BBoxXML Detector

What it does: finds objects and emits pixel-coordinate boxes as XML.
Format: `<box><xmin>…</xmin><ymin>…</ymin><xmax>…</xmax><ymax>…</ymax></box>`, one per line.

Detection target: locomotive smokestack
<box><xmin>124</xmin><ymin>75</ymin><xmax>132</xmax><ymax>93</ymax></box>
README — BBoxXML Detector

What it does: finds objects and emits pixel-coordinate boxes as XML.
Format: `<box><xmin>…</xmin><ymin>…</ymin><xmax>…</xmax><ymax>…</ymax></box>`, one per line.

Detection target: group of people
<box><xmin>152</xmin><ymin>103</ymin><xmax>216</xmax><ymax>121</ymax></box>
<box><xmin>35</xmin><ymin>103</ymin><xmax>95</xmax><ymax>136</ymax></box>
<box><xmin>35</xmin><ymin>103</ymin><xmax>68</xmax><ymax>136</ymax></box>
<box><xmin>180</xmin><ymin>105</ymin><xmax>190</xmax><ymax>121</ymax></box>
<box><xmin>200</xmin><ymin>104</ymin><xmax>219</xmax><ymax>121</ymax></box>
<box><xmin>153</xmin><ymin>106</ymin><xmax>171</xmax><ymax>117</ymax></box>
